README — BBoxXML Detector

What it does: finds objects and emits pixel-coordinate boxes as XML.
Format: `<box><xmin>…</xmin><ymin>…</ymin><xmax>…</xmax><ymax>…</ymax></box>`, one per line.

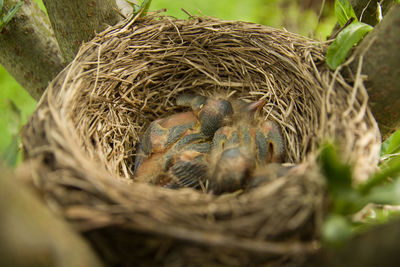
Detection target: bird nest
<box><xmin>22</xmin><ymin>15</ymin><xmax>381</xmax><ymax>266</ymax></box>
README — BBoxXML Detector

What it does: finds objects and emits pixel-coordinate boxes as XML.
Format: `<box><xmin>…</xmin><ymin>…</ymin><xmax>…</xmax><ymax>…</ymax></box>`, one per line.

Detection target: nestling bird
<box><xmin>206</xmin><ymin>100</ymin><xmax>285</xmax><ymax>194</ymax></box>
<box><xmin>161</xmin><ymin>149</ymin><xmax>209</xmax><ymax>189</ymax></box>
<box><xmin>134</xmin><ymin>93</ymin><xmax>286</xmax><ymax>195</ymax></box>
<box><xmin>134</xmin><ymin>94</ymin><xmax>234</xmax><ymax>185</ymax></box>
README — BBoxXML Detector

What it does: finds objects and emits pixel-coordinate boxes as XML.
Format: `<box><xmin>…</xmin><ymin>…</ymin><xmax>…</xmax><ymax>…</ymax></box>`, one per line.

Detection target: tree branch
<box><xmin>350</xmin><ymin>4</ymin><xmax>400</xmax><ymax>138</ymax></box>
<box><xmin>0</xmin><ymin>163</ymin><xmax>104</xmax><ymax>267</ymax></box>
<box><xmin>42</xmin><ymin>0</ymin><xmax>122</xmax><ymax>62</ymax></box>
<box><xmin>0</xmin><ymin>0</ymin><xmax>65</xmax><ymax>101</ymax></box>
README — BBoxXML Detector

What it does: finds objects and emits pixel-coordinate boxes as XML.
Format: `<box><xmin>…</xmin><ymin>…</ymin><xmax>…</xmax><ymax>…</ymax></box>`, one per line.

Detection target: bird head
<box><xmin>176</xmin><ymin>94</ymin><xmax>234</xmax><ymax>137</ymax></box>
<box><xmin>208</xmin><ymin>146</ymin><xmax>255</xmax><ymax>194</ymax></box>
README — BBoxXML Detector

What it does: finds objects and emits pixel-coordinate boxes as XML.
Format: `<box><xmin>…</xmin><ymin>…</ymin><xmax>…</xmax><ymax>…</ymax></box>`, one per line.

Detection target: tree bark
<box><xmin>42</xmin><ymin>0</ymin><xmax>121</xmax><ymax>62</ymax></box>
<box><xmin>0</xmin><ymin>164</ymin><xmax>104</xmax><ymax>267</ymax></box>
<box><xmin>0</xmin><ymin>0</ymin><xmax>65</xmax><ymax>101</ymax></box>
<box><xmin>350</xmin><ymin>4</ymin><xmax>400</xmax><ymax>138</ymax></box>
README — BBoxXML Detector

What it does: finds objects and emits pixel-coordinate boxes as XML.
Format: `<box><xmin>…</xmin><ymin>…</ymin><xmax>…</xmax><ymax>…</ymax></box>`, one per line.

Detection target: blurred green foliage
<box><xmin>0</xmin><ymin>67</ymin><xmax>36</xmax><ymax>153</ymax></box>
<box><xmin>320</xmin><ymin>138</ymin><xmax>400</xmax><ymax>246</ymax></box>
<box><xmin>151</xmin><ymin>0</ymin><xmax>336</xmax><ymax>39</ymax></box>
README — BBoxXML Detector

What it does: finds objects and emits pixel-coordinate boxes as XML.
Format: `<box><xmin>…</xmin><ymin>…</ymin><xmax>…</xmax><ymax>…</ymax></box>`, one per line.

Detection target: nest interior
<box><xmin>22</xmin><ymin>15</ymin><xmax>381</xmax><ymax>266</ymax></box>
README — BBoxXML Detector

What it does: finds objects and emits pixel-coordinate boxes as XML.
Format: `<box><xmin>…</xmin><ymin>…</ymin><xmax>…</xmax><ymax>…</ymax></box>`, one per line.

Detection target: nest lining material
<box><xmin>22</xmin><ymin>14</ymin><xmax>381</xmax><ymax>266</ymax></box>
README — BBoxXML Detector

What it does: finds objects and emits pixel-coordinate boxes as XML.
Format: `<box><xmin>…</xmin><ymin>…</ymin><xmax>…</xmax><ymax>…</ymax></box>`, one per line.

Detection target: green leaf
<box><xmin>367</xmin><ymin>178</ymin><xmax>400</xmax><ymax>205</ymax></box>
<box><xmin>0</xmin><ymin>0</ymin><xmax>4</xmax><ymax>15</ymax></box>
<box><xmin>381</xmin><ymin>130</ymin><xmax>400</xmax><ymax>156</ymax></box>
<box><xmin>334</xmin><ymin>189</ymin><xmax>367</xmax><ymax>215</ymax></box>
<box><xmin>335</xmin><ymin>0</ymin><xmax>358</xmax><ymax>26</ymax></box>
<box><xmin>140</xmin><ymin>0</ymin><xmax>152</xmax><ymax>15</ymax></box>
<box><xmin>5</xmin><ymin>99</ymin><xmax>22</xmax><ymax>135</ymax></box>
<box><xmin>322</xmin><ymin>214</ymin><xmax>353</xmax><ymax>247</ymax></box>
<box><xmin>326</xmin><ymin>21</ymin><xmax>373</xmax><ymax>70</ymax></box>
<box><xmin>360</xmin><ymin>156</ymin><xmax>400</xmax><ymax>194</ymax></box>
<box><xmin>1</xmin><ymin>135</ymin><xmax>19</xmax><ymax>167</ymax></box>
<box><xmin>125</xmin><ymin>0</ymin><xmax>139</xmax><ymax>11</ymax></box>
<box><xmin>319</xmin><ymin>143</ymin><xmax>365</xmax><ymax>214</ymax></box>
<box><xmin>319</xmin><ymin>143</ymin><xmax>353</xmax><ymax>191</ymax></box>
<box><xmin>130</xmin><ymin>0</ymin><xmax>152</xmax><ymax>18</ymax></box>
<box><xmin>1</xmin><ymin>2</ymin><xmax>23</xmax><ymax>26</ymax></box>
